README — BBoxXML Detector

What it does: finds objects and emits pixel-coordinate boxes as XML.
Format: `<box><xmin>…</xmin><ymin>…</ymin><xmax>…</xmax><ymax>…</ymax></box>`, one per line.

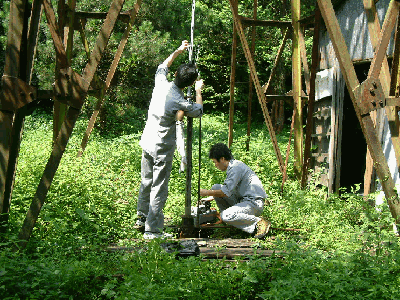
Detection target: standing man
<box><xmin>200</xmin><ymin>143</ymin><xmax>271</xmax><ymax>239</ymax></box>
<box><xmin>136</xmin><ymin>40</ymin><xmax>204</xmax><ymax>239</ymax></box>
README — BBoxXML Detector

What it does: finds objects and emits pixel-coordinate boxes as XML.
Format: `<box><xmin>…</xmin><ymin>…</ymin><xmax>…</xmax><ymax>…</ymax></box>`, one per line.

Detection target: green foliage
<box><xmin>0</xmin><ymin>111</ymin><xmax>399</xmax><ymax>299</ymax></box>
<box><xmin>0</xmin><ymin>0</ymin><xmax>8</xmax><ymax>75</ymax></box>
<box><xmin>1</xmin><ymin>1</ymin><xmax>400</xmax><ymax>299</ymax></box>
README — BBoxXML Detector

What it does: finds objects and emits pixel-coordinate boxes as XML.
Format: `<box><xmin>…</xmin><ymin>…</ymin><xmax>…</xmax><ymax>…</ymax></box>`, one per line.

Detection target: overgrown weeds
<box><xmin>0</xmin><ymin>110</ymin><xmax>399</xmax><ymax>299</ymax></box>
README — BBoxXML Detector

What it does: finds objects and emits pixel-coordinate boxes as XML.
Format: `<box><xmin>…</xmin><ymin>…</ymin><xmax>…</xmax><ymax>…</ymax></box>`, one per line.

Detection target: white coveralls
<box><xmin>212</xmin><ymin>159</ymin><xmax>267</xmax><ymax>234</ymax></box>
<box><xmin>137</xmin><ymin>63</ymin><xmax>203</xmax><ymax>234</ymax></box>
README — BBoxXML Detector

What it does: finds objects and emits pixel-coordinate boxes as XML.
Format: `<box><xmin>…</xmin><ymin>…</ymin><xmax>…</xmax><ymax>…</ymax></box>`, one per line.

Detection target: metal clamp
<box><xmin>353</xmin><ymin>78</ymin><xmax>386</xmax><ymax>116</ymax></box>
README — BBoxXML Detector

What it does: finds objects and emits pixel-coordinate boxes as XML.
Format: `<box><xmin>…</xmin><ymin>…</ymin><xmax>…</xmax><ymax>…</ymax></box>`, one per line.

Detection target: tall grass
<box><xmin>0</xmin><ymin>109</ymin><xmax>399</xmax><ymax>299</ymax></box>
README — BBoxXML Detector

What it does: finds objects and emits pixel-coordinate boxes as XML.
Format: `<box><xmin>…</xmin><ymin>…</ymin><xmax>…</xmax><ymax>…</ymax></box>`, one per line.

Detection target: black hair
<box><xmin>174</xmin><ymin>63</ymin><xmax>198</xmax><ymax>89</ymax></box>
<box><xmin>209</xmin><ymin>143</ymin><xmax>233</xmax><ymax>161</ymax></box>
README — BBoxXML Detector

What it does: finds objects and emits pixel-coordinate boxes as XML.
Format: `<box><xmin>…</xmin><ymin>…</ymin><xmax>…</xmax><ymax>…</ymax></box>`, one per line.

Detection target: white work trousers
<box><xmin>212</xmin><ymin>184</ymin><xmax>264</xmax><ymax>233</ymax></box>
<box><xmin>137</xmin><ymin>151</ymin><xmax>173</xmax><ymax>233</ymax></box>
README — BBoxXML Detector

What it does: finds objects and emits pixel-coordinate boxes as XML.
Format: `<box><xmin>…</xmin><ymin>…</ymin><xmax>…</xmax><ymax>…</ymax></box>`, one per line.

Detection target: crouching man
<box><xmin>199</xmin><ymin>143</ymin><xmax>271</xmax><ymax>239</ymax></box>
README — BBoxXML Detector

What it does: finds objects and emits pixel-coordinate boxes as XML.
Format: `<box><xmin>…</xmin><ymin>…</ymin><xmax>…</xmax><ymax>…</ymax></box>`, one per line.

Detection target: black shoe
<box><xmin>134</xmin><ymin>216</ymin><xmax>146</xmax><ymax>233</ymax></box>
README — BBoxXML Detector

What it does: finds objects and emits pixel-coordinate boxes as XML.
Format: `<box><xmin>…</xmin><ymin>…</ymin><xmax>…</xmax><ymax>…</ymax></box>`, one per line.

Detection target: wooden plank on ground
<box><xmin>106</xmin><ymin>238</ymin><xmax>284</xmax><ymax>259</ymax></box>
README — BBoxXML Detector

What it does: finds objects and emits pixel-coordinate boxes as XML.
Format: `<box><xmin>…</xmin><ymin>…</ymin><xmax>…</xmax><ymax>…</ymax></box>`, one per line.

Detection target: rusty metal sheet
<box><xmin>319</xmin><ymin>0</ymin><xmax>394</xmax><ymax>69</ymax></box>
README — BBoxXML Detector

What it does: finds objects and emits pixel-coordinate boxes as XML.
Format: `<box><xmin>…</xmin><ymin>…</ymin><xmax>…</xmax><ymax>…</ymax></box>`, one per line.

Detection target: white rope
<box><xmin>189</xmin><ymin>0</ymin><xmax>196</xmax><ymax>63</ymax></box>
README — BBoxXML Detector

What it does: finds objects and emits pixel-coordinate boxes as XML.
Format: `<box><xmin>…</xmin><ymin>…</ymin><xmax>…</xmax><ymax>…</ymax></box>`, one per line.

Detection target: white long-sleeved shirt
<box><xmin>140</xmin><ymin>64</ymin><xmax>203</xmax><ymax>161</ymax></box>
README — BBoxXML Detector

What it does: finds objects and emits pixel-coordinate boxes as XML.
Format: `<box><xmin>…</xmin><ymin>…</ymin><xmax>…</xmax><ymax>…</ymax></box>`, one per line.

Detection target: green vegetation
<box><xmin>1</xmin><ymin>0</ymin><xmax>400</xmax><ymax>298</ymax></box>
<box><xmin>0</xmin><ymin>110</ymin><xmax>399</xmax><ymax>299</ymax></box>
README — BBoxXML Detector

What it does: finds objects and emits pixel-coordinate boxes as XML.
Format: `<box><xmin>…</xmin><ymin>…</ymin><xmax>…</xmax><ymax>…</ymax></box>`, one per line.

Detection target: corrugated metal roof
<box><xmin>319</xmin><ymin>0</ymin><xmax>394</xmax><ymax>69</ymax></box>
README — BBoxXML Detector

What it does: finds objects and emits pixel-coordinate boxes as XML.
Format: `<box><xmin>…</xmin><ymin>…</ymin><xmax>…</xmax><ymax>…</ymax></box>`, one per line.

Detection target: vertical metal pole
<box><xmin>196</xmin><ymin>117</ymin><xmax>201</xmax><ymax>228</ymax></box>
<box><xmin>181</xmin><ymin>0</ymin><xmax>196</xmax><ymax>237</ymax></box>
<box><xmin>185</xmin><ymin>117</ymin><xmax>193</xmax><ymax>217</ymax></box>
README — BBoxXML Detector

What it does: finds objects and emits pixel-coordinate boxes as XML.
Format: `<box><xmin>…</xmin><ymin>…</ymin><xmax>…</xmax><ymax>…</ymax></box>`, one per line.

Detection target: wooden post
<box><xmin>0</xmin><ymin>0</ymin><xmax>29</xmax><ymax>233</ymax></box>
<box><xmin>228</xmin><ymin>0</ymin><xmax>237</xmax><ymax>148</ymax></box>
<box><xmin>246</xmin><ymin>0</ymin><xmax>257</xmax><ymax>152</ymax></box>
<box><xmin>292</xmin><ymin>0</ymin><xmax>303</xmax><ymax>179</ymax></box>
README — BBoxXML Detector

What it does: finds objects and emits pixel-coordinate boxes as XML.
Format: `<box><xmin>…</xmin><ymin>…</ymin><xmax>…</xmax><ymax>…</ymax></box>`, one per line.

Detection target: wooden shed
<box><xmin>312</xmin><ymin>0</ymin><xmax>397</xmax><ymax>199</ymax></box>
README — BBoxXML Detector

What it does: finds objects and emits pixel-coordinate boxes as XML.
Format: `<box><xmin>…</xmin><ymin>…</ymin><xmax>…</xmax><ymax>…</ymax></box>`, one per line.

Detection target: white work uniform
<box><xmin>137</xmin><ymin>63</ymin><xmax>203</xmax><ymax>234</ymax></box>
<box><xmin>212</xmin><ymin>159</ymin><xmax>267</xmax><ymax>233</ymax></box>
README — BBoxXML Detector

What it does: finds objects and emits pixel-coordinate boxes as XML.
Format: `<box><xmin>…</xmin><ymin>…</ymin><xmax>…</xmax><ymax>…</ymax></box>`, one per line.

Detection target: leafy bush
<box><xmin>0</xmin><ymin>111</ymin><xmax>399</xmax><ymax>299</ymax></box>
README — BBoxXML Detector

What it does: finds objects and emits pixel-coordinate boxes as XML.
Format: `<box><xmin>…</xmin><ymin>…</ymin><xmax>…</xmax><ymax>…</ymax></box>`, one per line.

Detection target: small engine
<box><xmin>191</xmin><ymin>200</ymin><xmax>218</xmax><ymax>227</ymax></box>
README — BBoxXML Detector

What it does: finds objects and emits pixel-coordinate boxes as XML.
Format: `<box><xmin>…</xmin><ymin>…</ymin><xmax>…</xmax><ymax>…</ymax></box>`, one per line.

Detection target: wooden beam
<box><xmin>0</xmin><ymin>0</ymin><xmax>29</xmax><ymax>233</ymax></box>
<box><xmin>246</xmin><ymin>0</ymin><xmax>257</xmax><ymax>152</ymax></box>
<box><xmin>240</xmin><ymin>16</ymin><xmax>291</xmax><ymax>28</ymax></box>
<box><xmin>262</xmin><ymin>29</ymin><xmax>290</xmax><ymax>94</ymax></box>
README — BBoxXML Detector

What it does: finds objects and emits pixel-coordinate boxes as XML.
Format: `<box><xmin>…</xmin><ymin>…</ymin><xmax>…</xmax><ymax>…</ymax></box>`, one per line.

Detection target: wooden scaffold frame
<box><xmin>0</xmin><ymin>0</ymin><xmax>142</xmax><ymax>249</ymax></box>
